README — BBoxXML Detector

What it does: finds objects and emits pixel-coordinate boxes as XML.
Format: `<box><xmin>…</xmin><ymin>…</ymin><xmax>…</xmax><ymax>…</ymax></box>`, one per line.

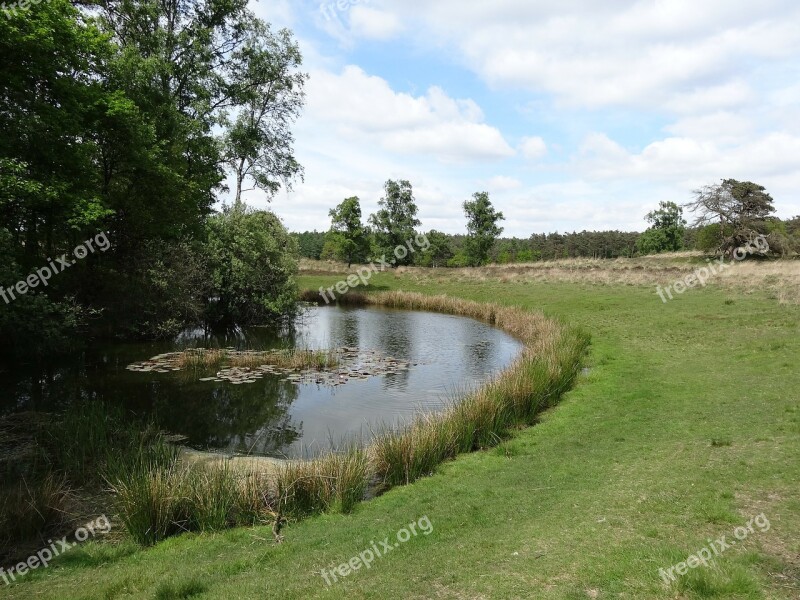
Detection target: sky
<box><xmin>237</xmin><ymin>0</ymin><xmax>800</xmax><ymax>237</ymax></box>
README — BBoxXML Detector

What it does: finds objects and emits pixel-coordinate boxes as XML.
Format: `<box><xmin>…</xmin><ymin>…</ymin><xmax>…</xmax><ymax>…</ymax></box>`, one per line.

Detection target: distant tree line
<box><xmin>294</xmin><ymin>179</ymin><xmax>799</xmax><ymax>266</ymax></box>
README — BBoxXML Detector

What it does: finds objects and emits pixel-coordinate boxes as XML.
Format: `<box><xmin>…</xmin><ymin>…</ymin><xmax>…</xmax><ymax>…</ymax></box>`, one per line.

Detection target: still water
<box><xmin>0</xmin><ymin>306</ymin><xmax>522</xmax><ymax>458</ymax></box>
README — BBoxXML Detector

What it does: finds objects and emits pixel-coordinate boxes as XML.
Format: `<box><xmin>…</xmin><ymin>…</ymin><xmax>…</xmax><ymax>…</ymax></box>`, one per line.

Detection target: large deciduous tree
<box><xmin>636</xmin><ymin>201</ymin><xmax>686</xmax><ymax>255</ymax></box>
<box><xmin>463</xmin><ymin>192</ymin><xmax>504</xmax><ymax>266</ymax></box>
<box><xmin>223</xmin><ymin>23</ymin><xmax>307</xmax><ymax>205</ymax></box>
<box><xmin>327</xmin><ymin>197</ymin><xmax>370</xmax><ymax>267</ymax></box>
<box><xmin>369</xmin><ymin>180</ymin><xmax>420</xmax><ymax>266</ymax></box>
<box><xmin>0</xmin><ymin>0</ymin><xmax>307</xmax><ymax>354</ymax></box>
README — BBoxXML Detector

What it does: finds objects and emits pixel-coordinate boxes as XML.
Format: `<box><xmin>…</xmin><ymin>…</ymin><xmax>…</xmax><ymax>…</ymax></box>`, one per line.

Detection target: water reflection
<box><xmin>0</xmin><ymin>306</ymin><xmax>522</xmax><ymax>458</ymax></box>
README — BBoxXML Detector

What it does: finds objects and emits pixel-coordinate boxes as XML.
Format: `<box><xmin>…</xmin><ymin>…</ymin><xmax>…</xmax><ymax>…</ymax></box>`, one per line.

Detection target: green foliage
<box><xmin>636</xmin><ymin>229</ymin><xmax>670</xmax><ymax>255</ymax></box>
<box><xmin>686</xmin><ymin>179</ymin><xmax>776</xmax><ymax>256</ymax></box>
<box><xmin>369</xmin><ymin>180</ymin><xmax>421</xmax><ymax>266</ymax></box>
<box><xmin>292</xmin><ymin>231</ymin><xmax>327</xmax><ymax>259</ymax></box>
<box><xmin>0</xmin><ymin>0</ymin><xmax>306</xmax><ymax>356</ymax></box>
<box><xmin>463</xmin><ymin>192</ymin><xmax>505</xmax><ymax>266</ymax></box>
<box><xmin>418</xmin><ymin>230</ymin><xmax>454</xmax><ymax>267</ymax></box>
<box><xmin>222</xmin><ymin>24</ymin><xmax>307</xmax><ymax>203</ymax></box>
<box><xmin>636</xmin><ymin>201</ymin><xmax>686</xmax><ymax>255</ymax></box>
<box><xmin>205</xmin><ymin>205</ymin><xmax>298</xmax><ymax>327</ymax></box>
<box><xmin>517</xmin><ymin>249</ymin><xmax>539</xmax><ymax>262</ymax></box>
<box><xmin>97</xmin><ymin>240</ymin><xmax>210</xmax><ymax>340</ymax></box>
<box><xmin>696</xmin><ymin>223</ymin><xmax>735</xmax><ymax>253</ymax></box>
<box><xmin>327</xmin><ymin>197</ymin><xmax>370</xmax><ymax>266</ymax></box>
<box><xmin>447</xmin><ymin>252</ymin><xmax>471</xmax><ymax>268</ymax></box>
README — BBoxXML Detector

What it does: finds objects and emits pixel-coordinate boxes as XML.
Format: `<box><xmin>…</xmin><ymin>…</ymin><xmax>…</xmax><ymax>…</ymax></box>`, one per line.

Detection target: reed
<box><xmin>176</xmin><ymin>347</ymin><xmax>339</xmax><ymax>371</ymax></box>
<box><xmin>275</xmin><ymin>448</ymin><xmax>369</xmax><ymax>517</ymax></box>
<box><xmin>0</xmin><ymin>473</ymin><xmax>69</xmax><ymax>551</ymax></box>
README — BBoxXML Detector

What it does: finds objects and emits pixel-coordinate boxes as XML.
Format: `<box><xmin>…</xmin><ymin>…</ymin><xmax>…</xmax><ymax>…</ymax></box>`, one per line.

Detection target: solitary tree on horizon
<box><xmin>369</xmin><ymin>180</ymin><xmax>421</xmax><ymax>266</ymax></box>
<box><xmin>463</xmin><ymin>192</ymin><xmax>504</xmax><ymax>266</ymax></box>
<box><xmin>327</xmin><ymin>196</ymin><xmax>370</xmax><ymax>267</ymax></box>
<box><xmin>684</xmin><ymin>179</ymin><xmax>775</xmax><ymax>257</ymax></box>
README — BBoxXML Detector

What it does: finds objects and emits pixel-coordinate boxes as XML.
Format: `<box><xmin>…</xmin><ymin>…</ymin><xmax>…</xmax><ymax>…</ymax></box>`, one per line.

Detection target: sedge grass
<box><xmin>176</xmin><ymin>348</ymin><xmax>339</xmax><ymax>371</ymax></box>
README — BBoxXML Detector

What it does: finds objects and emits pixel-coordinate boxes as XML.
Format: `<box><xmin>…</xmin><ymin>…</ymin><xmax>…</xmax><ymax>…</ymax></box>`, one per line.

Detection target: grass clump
<box><xmin>177</xmin><ymin>347</ymin><xmax>339</xmax><ymax>372</ymax></box>
<box><xmin>0</xmin><ymin>473</ymin><xmax>69</xmax><ymax>550</ymax></box>
<box><xmin>109</xmin><ymin>462</ymin><xmax>279</xmax><ymax>546</ymax></box>
<box><xmin>275</xmin><ymin>448</ymin><xmax>369</xmax><ymax>517</ymax></box>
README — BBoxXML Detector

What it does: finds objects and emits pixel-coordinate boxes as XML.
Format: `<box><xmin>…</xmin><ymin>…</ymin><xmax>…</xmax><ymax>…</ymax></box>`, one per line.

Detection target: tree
<box><xmin>684</xmin><ymin>179</ymin><xmax>776</xmax><ymax>256</ymax></box>
<box><xmin>205</xmin><ymin>204</ymin><xmax>298</xmax><ymax>327</ymax></box>
<box><xmin>418</xmin><ymin>230</ymin><xmax>453</xmax><ymax>267</ymax></box>
<box><xmin>327</xmin><ymin>197</ymin><xmax>370</xmax><ymax>267</ymax></box>
<box><xmin>463</xmin><ymin>192</ymin><xmax>504</xmax><ymax>266</ymax></box>
<box><xmin>223</xmin><ymin>24</ymin><xmax>307</xmax><ymax>205</ymax></box>
<box><xmin>369</xmin><ymin>180</ymin><xmax>420</xmax><ymax>266</ymax></box>
<box><xmin>636</xmin><ymin>201</ymin><xmax>686</xmax><ymax>255</ymax></box>
<box><xmin>292</xmin><ymin>231</ymin><xmax>326</xmax><ymax>259</ymax></box>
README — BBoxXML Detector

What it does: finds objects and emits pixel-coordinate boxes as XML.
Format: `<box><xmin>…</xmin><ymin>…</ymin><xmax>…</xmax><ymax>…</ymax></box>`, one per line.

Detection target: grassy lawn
<box><xmin>4</xmin><ymin>266</ymin><xmax>798</xmax><ymax>599</ymax></box>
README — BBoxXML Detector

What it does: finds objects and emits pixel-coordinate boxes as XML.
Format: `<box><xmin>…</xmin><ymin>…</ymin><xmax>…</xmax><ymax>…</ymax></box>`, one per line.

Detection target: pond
<box><xmin>0</xmin><ymin>306</ymin><xmax>523</xmax><ymax>459</ymax></box>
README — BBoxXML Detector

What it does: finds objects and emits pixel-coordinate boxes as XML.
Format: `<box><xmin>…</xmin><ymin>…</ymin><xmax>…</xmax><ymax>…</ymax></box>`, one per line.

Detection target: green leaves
<box><xmin>0</xmin><ymin>0</ymin><xmax>307</xmax><ymax>351</ymax></box>
<box><xmin>328</xmin><ymin>197</ymin><xmax>370</xmax><ymax>266</ymax></box>
<box><xmin>637</xmin><ymin>201</ymin><xmax>685</xmax><ymax>255</ymax></box>
<box><xmin>205</xmin><ymin>206</ymin><xmax>298</xmax><ymax>326</ymax></box>
<box><xmin>463</xmin><ymin>191</ymin><xmax>504</xmax><ymax>266</ymax></box>
<box><xmin>369</xmin><ymin>180</ymin><xmax>421</xmax><ymax>266</ymax></box>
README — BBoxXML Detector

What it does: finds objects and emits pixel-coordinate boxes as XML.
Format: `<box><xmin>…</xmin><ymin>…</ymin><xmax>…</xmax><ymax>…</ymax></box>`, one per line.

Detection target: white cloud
<box><xmin>520</xmin><ymin>136</ymin><xmax>547</xmax><ymax>160</ymax></box>
<box><xmin>237</xmin><ymin>0</ymin><xmax>800</xmax><ymax>235</ymax></box>
<box><xmin>348</xmin><ymin>6</ymin><xmax>403</xmax><ymax>40</ymax></box>
<box><xmin>388</xmin><ymin>0</ymin><xmax>800</xmax><ymax>111</ymax></box>
<box><xmin>304</xmin><ymin>66</ymin><xmax>514</xmax><ymax>161</ymax></box>
<box><xmin>664</xmin><ymin>112</ymin><xmax>755</xmax><ymax>143</ymax></box>
<box><xmin>486</xmin><ymin>176</ymin><xmax>523</xmax><ymax>191</ymax></box>
<box><xmin>575</xmin><ymin>130</ymin><xmax>800</xmax><ymax>218</ymax></box>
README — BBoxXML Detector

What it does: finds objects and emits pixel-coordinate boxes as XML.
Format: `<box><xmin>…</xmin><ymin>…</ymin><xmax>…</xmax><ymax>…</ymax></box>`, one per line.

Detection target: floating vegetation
<box><xmin>126</xmin><ymin>347</ymin><xmax>412</xmax><ymax>388</ymax></box>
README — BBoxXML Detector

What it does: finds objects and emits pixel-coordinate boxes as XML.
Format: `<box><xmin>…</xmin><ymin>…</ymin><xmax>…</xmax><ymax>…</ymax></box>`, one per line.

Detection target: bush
<box><xmin>205</xmin><ymin>205</ymin><xmax>298</xmax><ymax>326</ymax></box>
<box><xmin>636</xmin><ymin>228</ymin><xmax>671</xmax><ymax>255</ymax></box>
<box><xmin>696</xmin><ymin>223</ymin><xmax>734</xmax><ymax>253</ymax></box>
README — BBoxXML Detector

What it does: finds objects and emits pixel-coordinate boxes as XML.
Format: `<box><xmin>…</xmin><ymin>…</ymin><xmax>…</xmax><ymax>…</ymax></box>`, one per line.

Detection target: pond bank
<box><xmin>1</xmin><ymin>290</ymin><xmax>587</xmax><ymax>557</ymax></box>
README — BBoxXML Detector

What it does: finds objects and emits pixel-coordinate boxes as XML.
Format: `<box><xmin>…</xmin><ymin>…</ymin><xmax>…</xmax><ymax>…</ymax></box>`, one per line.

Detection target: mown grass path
<box><xmin>5</xmin><ymin>273</ymin><xmax>798</xmax><ymax>599</ymax></box>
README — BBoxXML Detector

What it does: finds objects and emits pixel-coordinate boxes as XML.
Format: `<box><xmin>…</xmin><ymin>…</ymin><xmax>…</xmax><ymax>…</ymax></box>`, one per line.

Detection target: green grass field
<box><xmin>3</xmin><ymin>266</ymin><xmax>798</xmax><ymax>599</ymax></box>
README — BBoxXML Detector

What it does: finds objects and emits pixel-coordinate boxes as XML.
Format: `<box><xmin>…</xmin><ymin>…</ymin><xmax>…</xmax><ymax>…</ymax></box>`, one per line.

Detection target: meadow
<box><xmin>2</xmin><ymin>255</ymin><xmax>798</xmax><ymax>599</ymax></box>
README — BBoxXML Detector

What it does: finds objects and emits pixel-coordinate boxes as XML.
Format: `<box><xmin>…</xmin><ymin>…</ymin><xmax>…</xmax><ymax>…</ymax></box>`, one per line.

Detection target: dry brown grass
<box><xmin>176</xmin><ymin>348</ymin><xmax>339</xmax><ymax>371</ymax></box>
<box><xmin>301</xmin><ymin>255</ymin><xmax>800</xmax><ymax>305</ymax></box>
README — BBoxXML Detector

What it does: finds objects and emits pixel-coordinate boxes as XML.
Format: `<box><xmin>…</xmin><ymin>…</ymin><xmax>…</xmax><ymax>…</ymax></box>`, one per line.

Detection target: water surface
<box><xmin>0</xmin><ymin>306</ymin><xmax>522</xmax><ymax>458</ymax></box>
